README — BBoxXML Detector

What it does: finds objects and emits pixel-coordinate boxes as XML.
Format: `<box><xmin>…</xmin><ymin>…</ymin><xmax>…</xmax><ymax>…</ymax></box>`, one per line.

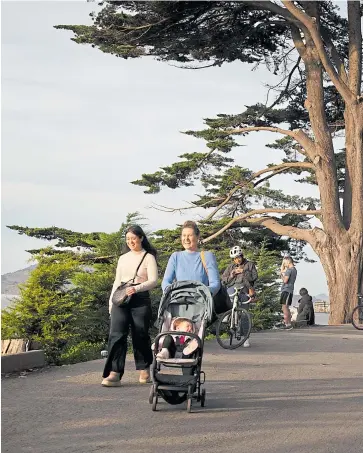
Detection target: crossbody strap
<box><xmin>200</xmin><ymin>250</ymin><xmax>209</xmax><ymax>277</ymax></box>
<box><xmin>132</xmin><ymin>252</ymin><xmax>148</xmax><ymax>282</ymax></box>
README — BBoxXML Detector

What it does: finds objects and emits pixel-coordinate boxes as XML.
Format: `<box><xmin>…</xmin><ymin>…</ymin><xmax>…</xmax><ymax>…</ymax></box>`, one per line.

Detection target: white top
<box><xmin>109</xmin><ymin>250</ymin><xmax>158</xmax><ymax>307</ymax></box>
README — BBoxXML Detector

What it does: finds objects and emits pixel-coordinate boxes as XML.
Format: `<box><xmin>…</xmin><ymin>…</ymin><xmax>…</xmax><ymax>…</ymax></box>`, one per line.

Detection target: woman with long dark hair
<box><xmin>102</xmin><ymin>225</ymin><xmax>158</xmax><ymax>387</ymax></box>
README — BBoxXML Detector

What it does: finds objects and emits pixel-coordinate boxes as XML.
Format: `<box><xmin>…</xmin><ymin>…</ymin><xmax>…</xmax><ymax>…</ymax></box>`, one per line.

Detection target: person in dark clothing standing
<box><xmin>102</xmin><ymin>225</ymin><xmax>158</xmax><ymax>387</ymax></box>
<box><xmin>296</xmin><ymin>288</ymin><xmax>315</xmax><ymax>326</ymax></box>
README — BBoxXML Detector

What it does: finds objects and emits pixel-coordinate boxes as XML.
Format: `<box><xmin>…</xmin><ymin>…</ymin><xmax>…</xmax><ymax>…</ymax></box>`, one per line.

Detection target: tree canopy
<box><xmin>55</xmin><ymin>1</ymin><xmax>363</xmax><ymax>323</ymax></box>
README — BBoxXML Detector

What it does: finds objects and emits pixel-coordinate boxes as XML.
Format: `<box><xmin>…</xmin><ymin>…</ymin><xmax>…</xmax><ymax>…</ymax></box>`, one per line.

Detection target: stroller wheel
<box><xmin>200</xmin><ymin>388</ymin><xmax>206</xmax><ymax>407</ymax></box>
<box><xmin>149</xmin><ymin>385</ymin><xmax>155</xmax><ymax>404</ymax></box>
<box><xmin>152</xmin><ymin>394</ymin><xmax>158</xmax><ymax>412</ymax></box>
<box><xmin>187</xmin><ymin>397</ymin><xmax>192</xmax><ymax>413</ymax></box>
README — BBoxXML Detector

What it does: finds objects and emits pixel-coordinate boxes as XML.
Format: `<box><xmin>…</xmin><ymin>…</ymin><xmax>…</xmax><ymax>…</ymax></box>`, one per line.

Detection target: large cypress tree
<box><xmin>56</xmin><ymin>1</ymin><xmax>363</xmax><ymax>323</ymax></box>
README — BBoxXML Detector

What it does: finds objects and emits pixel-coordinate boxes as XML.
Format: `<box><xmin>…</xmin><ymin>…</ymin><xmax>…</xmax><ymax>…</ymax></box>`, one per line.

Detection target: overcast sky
<box><xmin>2</xmin><ymin>1</ymin><xmax>329</xmax><ymax>295</ymax></box>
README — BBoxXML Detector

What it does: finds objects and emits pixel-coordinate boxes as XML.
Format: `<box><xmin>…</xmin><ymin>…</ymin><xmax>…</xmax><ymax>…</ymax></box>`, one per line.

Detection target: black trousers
<box><xmin>103</xmin><ymin>291</ymin><xmax>153</xmax><ymax>378</ymax></box>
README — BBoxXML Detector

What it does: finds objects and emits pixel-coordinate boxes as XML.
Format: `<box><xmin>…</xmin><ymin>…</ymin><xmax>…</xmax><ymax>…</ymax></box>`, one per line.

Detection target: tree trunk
<box><xmin>315</xmin><ymin>231</ymin><xmax>363</xmax><ymax>324</ymax></box>
<box><xmin>343</xmin><ymin>103</ymin><xmax>363</xmax><ymax>229</ymax></box>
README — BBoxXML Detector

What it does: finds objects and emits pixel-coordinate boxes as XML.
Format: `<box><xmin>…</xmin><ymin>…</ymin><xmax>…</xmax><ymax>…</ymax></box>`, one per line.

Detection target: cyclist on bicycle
<box><xmin>221</xmin><ymin>246</ymin><xmax>258</xmax><ymax>347</ymax></box>
<box><xmin>222</xmin><ymin>246</ymin><xmax>258</xmax><ymax>295</ymax></box>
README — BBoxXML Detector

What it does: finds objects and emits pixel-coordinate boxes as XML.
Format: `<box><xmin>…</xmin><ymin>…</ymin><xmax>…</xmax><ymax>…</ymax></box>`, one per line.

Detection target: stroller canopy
<box><xmin>157</xmin><ymin>280</ymin><xmax>214</xmax><ymax>326</ymax></box>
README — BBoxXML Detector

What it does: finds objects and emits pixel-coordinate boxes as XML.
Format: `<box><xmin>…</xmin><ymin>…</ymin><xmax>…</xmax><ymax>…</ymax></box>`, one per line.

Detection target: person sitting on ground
<box><xmin>296</xmin><ymin>288</ymin><xmax>315</xmax><ymax>326</ymax></box>
<box><xmin>155</xmin><ymin>317</ymin><xmax>198</xmax><ymax>360</ymax></box>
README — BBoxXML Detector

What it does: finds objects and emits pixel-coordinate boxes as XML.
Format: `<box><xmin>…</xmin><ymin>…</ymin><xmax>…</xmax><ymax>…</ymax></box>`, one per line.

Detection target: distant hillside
<box><xmin>1</xmin><ymin>265</ymin><xmax>37</xmax><ymax>295</ymax></box>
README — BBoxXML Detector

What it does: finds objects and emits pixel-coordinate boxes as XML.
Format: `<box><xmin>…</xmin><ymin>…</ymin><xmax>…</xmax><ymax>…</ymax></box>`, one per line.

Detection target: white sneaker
<box><xmin>243</xmin><ymin>339</ymin><xmax>251</xmax><ymax>348</ymax></box>
<box><xmin>156</xmin><ymin>348</ymin><xmax>170</xmax><ymax>360</ymax></box>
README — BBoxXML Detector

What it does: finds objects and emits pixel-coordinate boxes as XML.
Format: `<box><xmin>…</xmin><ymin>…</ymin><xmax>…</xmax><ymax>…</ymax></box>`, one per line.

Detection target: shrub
<box><xmin>60</xmin><ymin>341</ymin><xmax>105</xmax><ymax>365</ymax></box>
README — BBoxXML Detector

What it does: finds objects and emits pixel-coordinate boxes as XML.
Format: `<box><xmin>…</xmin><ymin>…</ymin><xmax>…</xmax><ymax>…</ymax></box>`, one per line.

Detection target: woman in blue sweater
<box><xmin>162</xmin><ymin>220</ymin><xmax>220</xmax><ymax>296</ymax></box>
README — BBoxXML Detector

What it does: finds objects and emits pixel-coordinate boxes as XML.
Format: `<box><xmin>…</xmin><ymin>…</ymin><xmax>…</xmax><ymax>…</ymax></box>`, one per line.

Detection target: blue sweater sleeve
<box><xmin>162</xmin><ymin>252</ymin><xmax>177</xmax><ymax>292</ymax></box>
<box><xmin>205</xmin><ymin>252</ymin><xmax>221</xmax><ymax>296</ymax></box>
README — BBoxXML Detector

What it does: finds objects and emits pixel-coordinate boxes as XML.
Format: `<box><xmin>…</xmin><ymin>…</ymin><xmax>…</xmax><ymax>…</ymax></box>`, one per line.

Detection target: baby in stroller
<box><xmin>149</xmin><ymin>280</ymin><xmax>213</xmax><ymax>412</ymax></box>
<box><xmin>156</xmin><ymin>317</ymin><xmax>199</xmax><ymax>360</ymax></box>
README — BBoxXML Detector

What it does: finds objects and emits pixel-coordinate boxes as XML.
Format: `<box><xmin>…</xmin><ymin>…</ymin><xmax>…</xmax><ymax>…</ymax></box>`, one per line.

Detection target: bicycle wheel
<box><xmin>352</xmin><ymin>306</ymin><xmax>363</xmax><ymax>330</ymax></box>
<box><xmin>215</xmin><ymin>308</ymin><xmax>252</xmax><ymax>349</ymax></box>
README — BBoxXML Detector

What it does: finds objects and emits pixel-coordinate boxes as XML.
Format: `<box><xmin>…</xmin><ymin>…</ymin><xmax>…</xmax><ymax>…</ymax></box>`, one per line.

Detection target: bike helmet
<box><xmin>230</xmin><ymin>245</ymin><xmax>243</xmax><ymax>259</ymax></box>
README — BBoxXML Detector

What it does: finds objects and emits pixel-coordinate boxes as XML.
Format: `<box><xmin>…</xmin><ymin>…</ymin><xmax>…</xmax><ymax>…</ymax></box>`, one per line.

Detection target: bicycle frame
<box><xmin>357</xmin><ymin>294</ymin><xmax>363</xmax><ymax>306</ymax></box>
<box><xmin>228</xmin><ymin>287</ymin><xmax>252</xmax><ymax>333</ymax></box>
<box><xmin>351</xmin><ymin>294</ymin><xmax>363</xmax><ymax>331</ymax></box>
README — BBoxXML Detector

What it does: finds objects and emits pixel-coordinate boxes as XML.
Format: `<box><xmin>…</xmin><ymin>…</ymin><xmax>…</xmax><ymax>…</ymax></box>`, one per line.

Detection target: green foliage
<box><xmin>248</xmin><ymin>242</ymin><xmax>282</xmax><ymax>330</ymax></box>
<box><xmin>1</xmin><ymin>254</ymin><xmax>95</xmax><ymax>365</ymax></box>
<box><xmin>55</xmin><ymin>2</ymin><xmax>347</xmax><ymax>68</ymax></box>
<box><xmin>59</xmin><ymin>341</ymin><xmax>105</xmax><ymax>365</ymax></box>
<box><xmin>6</xmin><ymin>226</ymin><xmax>101</xmax><ymax>249</ymax></box>
<box><xmin>2</xmin><ymin>212</ymin><xmax>147</xmax><ymax>365</ymax></box>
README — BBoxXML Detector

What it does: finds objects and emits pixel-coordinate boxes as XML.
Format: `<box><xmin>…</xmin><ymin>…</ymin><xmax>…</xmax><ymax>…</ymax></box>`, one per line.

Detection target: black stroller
<box><xmin>149</xmin><ymin>280</ymin><xmax>214</xmax><ymax>413</ymax></box>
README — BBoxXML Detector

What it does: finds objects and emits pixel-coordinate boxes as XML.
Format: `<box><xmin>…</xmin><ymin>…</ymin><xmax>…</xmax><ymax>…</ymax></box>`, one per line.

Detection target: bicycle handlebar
<box><xmin>228</xmin><ymin>286</ymin><xmax>253</xmax><ymax>304</ymax></box>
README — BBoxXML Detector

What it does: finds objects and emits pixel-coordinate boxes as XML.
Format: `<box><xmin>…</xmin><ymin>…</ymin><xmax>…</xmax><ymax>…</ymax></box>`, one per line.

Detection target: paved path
<box><xmin>2</xmin><ymin>326</ymin><xmax>363</xmax><ymax>453</ymax></box>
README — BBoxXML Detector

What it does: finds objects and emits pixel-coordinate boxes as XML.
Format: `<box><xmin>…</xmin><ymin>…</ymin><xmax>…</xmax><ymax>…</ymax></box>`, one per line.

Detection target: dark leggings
<box><xmin>162</xmin><ymin>335</ymin><xmax>179</xmax><ymax>358</ymax></box>
<box><xmin>103</xmin><ymin>292</ymin><xmax>152</xmax><ymax>378</ymax></box>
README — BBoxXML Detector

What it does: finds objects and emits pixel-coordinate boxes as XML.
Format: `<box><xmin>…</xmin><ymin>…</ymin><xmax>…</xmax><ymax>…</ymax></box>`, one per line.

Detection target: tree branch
<box><xmin>253</xmin><ymin>167</ymin><xmax>288</xmax><ymax>187</ymax></box>
<box><xmin>150</xmin><ymin>162</ymin><xmax>315</xmax><ymax>216</ymax></box>
<box><xmin>347</xmin><ymin>1</ymin><xmax>362</xmax><ymax>96</ymax></box>
<box><xmin>252</xmin><ymin>1</ymin><xmax>300</xmax><ymax>24</ymax></box>
<box><xmin>205</xmin><ymin>162</ymin><xmax>315</xmax><ymax>220</ymax></box>
<box><xmin>282</xmin><ymin>1</ymin><xmax>355</xmax><ymax>103</ymax></box>
<box><xmin>224</xmin><ymin>126</ymin><xmax>316</xmax><ymax>157</ymax></box>
<box><xmin>122</xmin><ymin>19</ymin><xmax>168</xmax><ymax>32</ymax></box>
<box><xmin>290</xmin><ymin>24</ymin><xmax>308</xmax><ymax>59</ymax></box>
<box><xmin>202</xmin><ymin>209</ymin><xmax>320</xmax><ymax>243</ymax></box>
<box><xmin>266</xmin><ymin>56</ymin><xmax>302</xmax><ymax>110</ymax></box>
<box><xmin>150</xmin><ymin>198</ymin><xmax>224</xmax><ymax>213</ymax></box>
<box><xmin>320</xmin><ymin>28</ymin><xmax>348</xmax><ymax>84</ymax></box>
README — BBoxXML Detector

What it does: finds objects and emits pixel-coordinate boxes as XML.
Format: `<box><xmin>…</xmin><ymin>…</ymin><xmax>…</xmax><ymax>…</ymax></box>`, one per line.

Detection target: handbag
<box><xmin>111</xmin><ymin>252</ymin><xmax>148</xmax><ymax>306</ymax></box>
<box><xmin>200</xmin><ymin>250</ymin><xmax>232</xmax><ymax>314</ymax></box>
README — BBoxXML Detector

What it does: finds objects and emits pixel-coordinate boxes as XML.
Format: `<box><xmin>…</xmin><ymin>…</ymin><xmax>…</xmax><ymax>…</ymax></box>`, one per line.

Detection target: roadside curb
<box><xmin>1</xmin><ymin>350</ymin><xmax>46</xmax><ymax>374</ymax></box>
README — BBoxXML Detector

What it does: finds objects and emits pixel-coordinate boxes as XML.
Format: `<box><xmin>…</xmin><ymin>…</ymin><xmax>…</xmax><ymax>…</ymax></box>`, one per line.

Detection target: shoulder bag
<box><xmin>111</xmin><ymin>252</ymin><xmax>148</xmax><ymax>306</ymax></box>
<box><xmin>200</xmin><ymin>250</ymin><xmax>232</xmax><ymax>314</ymax></box>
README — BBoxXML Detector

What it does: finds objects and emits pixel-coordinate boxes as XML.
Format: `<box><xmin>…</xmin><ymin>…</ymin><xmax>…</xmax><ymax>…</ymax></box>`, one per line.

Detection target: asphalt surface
<box><xmin>2</xmin><ymin>326</ymin><xmax>363</xmax><ymax>453</ymax></box>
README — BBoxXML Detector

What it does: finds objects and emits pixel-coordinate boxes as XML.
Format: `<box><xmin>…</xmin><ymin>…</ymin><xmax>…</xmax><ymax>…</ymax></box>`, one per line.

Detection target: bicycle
<box><xmin>215</xmin><ymin>286</ymin><xmax>252</xmax><ymax>349</ymax></box>
<box><xmin>351</xmin><ymin>294</ymin><xmax>363</xmax><ymax>331</ymax></box>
